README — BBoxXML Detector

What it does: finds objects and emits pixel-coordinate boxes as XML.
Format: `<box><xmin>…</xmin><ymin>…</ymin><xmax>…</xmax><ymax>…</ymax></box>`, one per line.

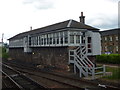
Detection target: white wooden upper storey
<box><xmin>8</xmin><ymin>19</ymin><xmax>101</xmax><ymax>55</ymax></box>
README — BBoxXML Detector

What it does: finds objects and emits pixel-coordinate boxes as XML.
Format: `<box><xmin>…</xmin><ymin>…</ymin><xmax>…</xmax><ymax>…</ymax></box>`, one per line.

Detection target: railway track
<box><xmin>1</xmin><ymin>63</ymin><xmax>47</xmax><ymax>90</ymax></box>
<box><xmin>2</xmin><ymin>71</ymin><xmax>20</xmax><ymax>89</ymax></box>
<box><xmin>3</xmin><ymin>61</ymin><xmax>120</xmax><ymax>90</ymax></box>
<box><xmin>2</xmin><ymin>63</ymin><xmax>86</xmax><ymax>89</ymax></box>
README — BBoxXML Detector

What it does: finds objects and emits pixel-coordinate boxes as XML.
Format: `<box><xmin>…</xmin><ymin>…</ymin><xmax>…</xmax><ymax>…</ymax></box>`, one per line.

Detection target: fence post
<box><xmin>92</xmin><ymin>66</ymin><xmax>95</xmax><ymax>80</ymax></box>
<box><xmin>103</xmin><ymin>65</ymin><xmax>106</xmax><ymax>76</ymax></box>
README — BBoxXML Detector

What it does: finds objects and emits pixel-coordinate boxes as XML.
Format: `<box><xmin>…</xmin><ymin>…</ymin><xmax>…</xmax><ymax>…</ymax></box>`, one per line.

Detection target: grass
<box><xmin>103</xmin><ymin>66</ymin><xmax>120</xmax><ymax>80</ymax></box>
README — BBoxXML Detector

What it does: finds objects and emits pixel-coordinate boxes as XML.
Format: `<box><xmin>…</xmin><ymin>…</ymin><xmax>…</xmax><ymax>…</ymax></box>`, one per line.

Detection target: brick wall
<box><xmin>9</xmin><ymin>47</ymin><xmax>69</xmax><ymax>70</ymax></box>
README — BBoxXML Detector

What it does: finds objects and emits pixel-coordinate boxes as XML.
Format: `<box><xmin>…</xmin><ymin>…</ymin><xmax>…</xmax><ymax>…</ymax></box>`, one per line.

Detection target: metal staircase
<box><xmin>69</xmin><ymin>41</ymin><xmax>106</xmax><ymax>80</ymax></box>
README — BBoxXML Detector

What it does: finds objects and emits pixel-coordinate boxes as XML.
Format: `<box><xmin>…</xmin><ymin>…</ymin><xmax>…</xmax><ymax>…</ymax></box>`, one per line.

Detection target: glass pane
<box><xmin>56</xmin><ymin>33</ymin><xmax>59</xmax><ymax>44</ymax></box>
<box><xmin>39</xmin><ymin>36</ymin><xmax>41</xmax><ymax>45</ymax></box>
<box><xmin>88</xmin><ymin>37</ymin><xmax>91</xmax><ymax>43</ymax></box>
<box><xmin>88</xmin><ymin>49</ymin><xmax>92</xmax><ymax>53</ymax></box>
<box><xmin>76</xmin><ymin>35</ymin><xmax>80</xmax><ymax>44</ymax></box>
<box><xmin>65</xmin><ymin>37</ymin><xmax>68</xmax><ymax>44</ymax></box>
<box><xmin>29</xmin><ymin>37</ymin><xmax>31</xmax><ymax>45</ymax></box>
<box><xmin>44</xmin><ymin>38</ymin><xmax>46</xmax><ymax>45</ymax></box>
<box><xmin>88</xmin><ymin>44</ymin><xmax>91</xmax><ymax>48</ymax></box>
<box><xmin>70</xmin><ymin>56</ymin><xmax>74</xmax><ymax>60</ymax></box>
<box><xmin>70</xmin><ymin>35</ymin><xmax>74</xmax><ymax>44</ymax></box>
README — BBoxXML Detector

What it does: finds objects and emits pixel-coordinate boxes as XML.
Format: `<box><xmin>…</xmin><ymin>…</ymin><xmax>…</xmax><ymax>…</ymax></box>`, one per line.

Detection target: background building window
<box><xmin>116</xmin><ymin>36</ymin><xmax>118</xmax><ymax>41</ymax></box>
<box><xmin>116</xmin><ymin>46</ymin><xmax>118</xmax><ymax>51</ymax></box>
<box><xmin>105</xmin><ymin>46</ymin><xmax>107</xmax><ymax>51</ymax></box>
<box><xmin>104</xmin><ymin>37</ymin><xmax>107</xmax><ymax>41</ymax></box>
<box><xmin>110</xmin><ymin>36</ymin><xmax>112</xmax><ymax>41</ymax></box>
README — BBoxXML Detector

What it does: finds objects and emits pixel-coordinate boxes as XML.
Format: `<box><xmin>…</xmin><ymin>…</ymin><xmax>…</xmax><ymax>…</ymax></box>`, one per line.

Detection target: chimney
<box><xmin>30</xmin><ymin>26</ymin><xmax>32</xmax><ymax>30</ymax></box>
<box><xmin>79</xmin><ymin>12</ymin><xmax>85</xmax><ymax>24</ymax></box>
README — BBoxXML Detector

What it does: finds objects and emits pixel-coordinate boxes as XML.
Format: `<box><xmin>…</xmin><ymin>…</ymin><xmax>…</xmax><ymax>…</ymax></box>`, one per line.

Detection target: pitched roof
<box><xmin>100</xmin><ymin>28</ymin><xmax>120</xmax><ymax>36</ymax></box>
<box><xmin>8</xmin><ymin>19</ymin><xmax>99</xmax><ymax>40</ymax></box>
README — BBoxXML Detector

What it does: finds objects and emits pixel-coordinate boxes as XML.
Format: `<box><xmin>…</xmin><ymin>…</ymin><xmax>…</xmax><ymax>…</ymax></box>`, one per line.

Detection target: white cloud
<box><xmin>22</xmin><ymin>0</ymin><xmax>54</xmax><ymax>9</ymax></box>
<box><xmin>0</xmin><ymin>0</ymin><xmax>119</xmax><ymax>42</ymax></box>
<box><xmin>118</xmin><ymin>1</ymin><xmax>120</xmax><ymax>28</ymax></box>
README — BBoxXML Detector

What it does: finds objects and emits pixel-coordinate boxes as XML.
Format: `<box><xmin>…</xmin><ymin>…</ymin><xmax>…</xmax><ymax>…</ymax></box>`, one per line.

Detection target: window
<box><xmin>29</xmin><ymin>37</ymin><xmax>31</xmax><ymax>46</ymax></box>
<box><xmin>53</xmin><ymin>33</ymin><xmax>56</xmax><ymax>44</ymax></box>
<box><xmin>49</xmin><ymin>34</ymin><xmax>52</xmax><ymax>44</ymax></box>
<box><xmin>47</xmin><ymin>34</ymin><xmax>49</xmax><ymax>45</ymax></box>
<box><xmin>88</xmin><ymin>37</ymin><xmax>91</xmax><ymax>43</ymax></box>
<box><xmin>88</xmin><ymin>49</ymin><xmax>92</xmax><ymax>53</ymax></box>
<box><xmin>108</xmin><ymin>45</ymin><xmax>113</xmax><ymax>52</ymax></box>
<box><xmin>41</xmin><ymin>35</ymin><xmax>44</xmax><ymax>45</ymax></box>
<box><xmin>116</xmin><ymin>46</ymin><xmax>118</xmax><ymax>51</ymax></box>
<box><xmin>44</xmin><ymin>38</ymin><xmax>46</xmax><ymax>45</ymax></box>
<box><xmin>64</xmin><ymin>31</ymin><xmax>68</xmax><ymax>44</ymax></box>
<box><xmin>56</xmin><ymin>33</ymin><xmax>59</xmax><ymax>44</ymax></box>
<box><xmin>110</xmin><ymin>36</ymin><xmax>112</xmax><ymax>41</ymax></box>
<box><xmin>70</xmin><ymin>35</ymin><xmax>74</xmax><ymax>44</ymax></box>
<box><xmin>116</xmin><ymin>36</ymin><xmax>118</xmax><ymax>41</ymax></box>
<box><xmin>60</xmin><ymin>32</ymin><xmax>63</xmax><ymax>44</ymax></box>
<box><xmin>81</xmin><ymin>36</ymin><xmax>85</xmax><ymax>44</ymax></box>
<box><xmin>39</xmin><ymin>36</ymin><xmax>41</xmax><ymax>45</ymax></box>
<box><xmin>31</xmin><ymin>37</ymin><xmax>33</xmax><ymax>45</ymax></box>
<box><xmin>32</xmin><ymin>37</ymin><xmax>34</xmax><ymax>45</ymax></box>
<box><xmin>76</xmin><ymin>35</ymin><xmax>80</xmax><ymax>44</ymax></box>
<box><xmin>88</xmin><ymin>44</ymin><xmax>91</xmax><ymax>48</ymax></box>
<box><xmin>105</xmin><ymin>46</ymin><xmax>107</xmax><ymax>51</ymax></box>
<box><xmin>36</xmin><ymin>36</ymin><xmax>38</xmax><ymax>45</ymax></box>
<box><xmin>34</xmin><ymin>37</ymin><xmax>37</xmax><ymax>45</ymax></box>
<box><xmin>104</xmin><ymin>37</ymin><xmax>107</xmax><ymax>41</ymax></box>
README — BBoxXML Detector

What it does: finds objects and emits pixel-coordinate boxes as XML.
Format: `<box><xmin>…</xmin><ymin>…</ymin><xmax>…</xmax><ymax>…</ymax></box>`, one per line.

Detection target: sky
<box><xmin>0</xmin><ymin>0</ymin><xmax>119</xmax><ymax>43</ymax></box>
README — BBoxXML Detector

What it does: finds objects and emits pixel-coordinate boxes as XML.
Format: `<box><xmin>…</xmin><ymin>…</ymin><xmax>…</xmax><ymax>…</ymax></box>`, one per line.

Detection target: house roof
<box><xmin>8</xmin><ymin>19</ymin><xmax>99</xmax><ymax>40</ymax></box>
<box><xmin>100</xmin><ymin>28</ymin><xmax>120</xmax><ymax>36</ymax></box>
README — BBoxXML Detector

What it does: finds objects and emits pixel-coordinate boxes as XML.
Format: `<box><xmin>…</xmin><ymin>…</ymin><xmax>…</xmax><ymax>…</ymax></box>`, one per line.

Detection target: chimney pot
<box><xmin>79</xmin><ymin>12</ymin><xmax>85</xmax><ymax>24</ymax></box>
<box><xmin>81</xmin><ymin>12</ymin><xmax>83</xmax><ymax>16</ymax></box>
<box><xmin>30</xmin><ymin>26</ymin><xmax>32</xmax><ymax>30</ymax></box>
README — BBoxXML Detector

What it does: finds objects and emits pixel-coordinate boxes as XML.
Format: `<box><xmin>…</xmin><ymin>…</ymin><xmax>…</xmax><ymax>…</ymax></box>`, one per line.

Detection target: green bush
<box><xmin>96</xmin><ymin>54</ymin><xmax>120</xmax><ymax>64</ymax></box>
<box><xmin>1</xmin><ymin>47</ymin><xmax>9</xmax><ymax>59</ymax></box>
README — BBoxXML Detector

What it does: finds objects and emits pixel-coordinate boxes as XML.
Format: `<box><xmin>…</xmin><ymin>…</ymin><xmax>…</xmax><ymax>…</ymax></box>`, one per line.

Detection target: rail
<box><xmin>1</xmin><ymin>63</ymin><xmax>46</xmax><ymax>89</ymax></box>
<box><xmin>3</xmin><ymin>61</ymin><xmax>120</xmax><ymax>90</ymax></box>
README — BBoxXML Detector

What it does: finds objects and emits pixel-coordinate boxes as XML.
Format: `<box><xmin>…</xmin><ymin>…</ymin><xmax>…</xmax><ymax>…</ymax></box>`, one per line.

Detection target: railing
<box><xmin>69</xmin><ymin>44</ymin><xmax>106</xmax><ymax>79</ymax></box>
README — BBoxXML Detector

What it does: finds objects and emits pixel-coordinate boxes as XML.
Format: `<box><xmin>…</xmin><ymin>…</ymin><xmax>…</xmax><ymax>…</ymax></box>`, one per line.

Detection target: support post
<box><xmin>86</xmin><ymin>67</ymin><xmax>88</xmax><ymax>77</ymax></box>
<box><xmin>74</xmin><ymin>51</ymin><xmax>76</xmax><ymax>74</ymax></box>
<box><xmin>79</xmin><ymin>67</ymin><xmax>82</xmax><ymax>77</ymax></box>
<box><xmin>74</xmin><ymin>63</ymin><xmax>76</xmax><ymax>74</ymax></box>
